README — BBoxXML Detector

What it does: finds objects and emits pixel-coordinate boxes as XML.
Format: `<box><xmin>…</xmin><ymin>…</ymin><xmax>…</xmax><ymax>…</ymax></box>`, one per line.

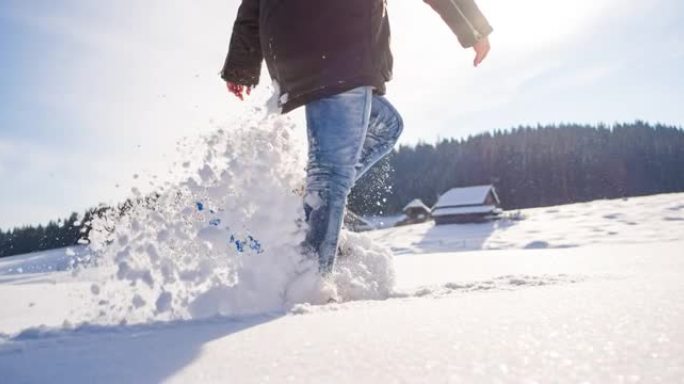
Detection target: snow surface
<box><xmin>364</xmin><ymin>214</ymin><xmax>404</xmax><ymax>229</ymax></box>
<box><xmin>369</xmin><ymin>193</ymin><xmax>684</xmax><ymax>255</ymax></box>
<box><xmin>1</xmin><ymin>89</ymin><xmax>683</xmax><ymax>382</ymax></box>
<box><xmin>0</xmin><ymin>246</ymin><xmax>89</xmax><ymax>276</ymax></box>
<box><xmin>1</xmin><ymin>233</ymin><xmax>683</xmax><ymax>383</ymax></box>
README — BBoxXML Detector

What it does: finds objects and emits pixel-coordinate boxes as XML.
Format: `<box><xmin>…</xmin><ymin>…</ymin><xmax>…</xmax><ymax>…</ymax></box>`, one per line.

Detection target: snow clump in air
<box><xmin>83</xmin><ymin>86</ymin><xmax>394</xmax><ymax>325</ymax></box>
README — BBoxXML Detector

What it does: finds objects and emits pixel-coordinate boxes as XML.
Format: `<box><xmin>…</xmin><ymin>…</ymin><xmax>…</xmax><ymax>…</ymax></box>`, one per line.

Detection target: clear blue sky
<box><xmin>1</xmin><ymin>0</ymin><xmax>683</xmax><ymax>229</ymax></box>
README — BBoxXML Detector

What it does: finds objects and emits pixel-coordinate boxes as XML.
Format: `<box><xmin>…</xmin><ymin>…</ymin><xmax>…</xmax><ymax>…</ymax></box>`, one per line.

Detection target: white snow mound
<box><xmin>82</xmin><ymin>90</ymin><xmax>395</xmax><ymax>325</ymax></box>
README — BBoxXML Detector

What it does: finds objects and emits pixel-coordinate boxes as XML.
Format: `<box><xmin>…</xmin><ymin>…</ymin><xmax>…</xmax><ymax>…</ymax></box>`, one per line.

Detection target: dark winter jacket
<box><xmin>221</xmin><ymin>0</ymin><xmax>492</xmax><ymax>113</ymax></box>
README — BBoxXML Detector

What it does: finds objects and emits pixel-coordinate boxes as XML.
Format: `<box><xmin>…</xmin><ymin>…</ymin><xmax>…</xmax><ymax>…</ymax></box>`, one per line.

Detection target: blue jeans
<box><xmin>303</xmin><ymin>86</ymin><xmax>404</xmax><ymax>273</ymax></box>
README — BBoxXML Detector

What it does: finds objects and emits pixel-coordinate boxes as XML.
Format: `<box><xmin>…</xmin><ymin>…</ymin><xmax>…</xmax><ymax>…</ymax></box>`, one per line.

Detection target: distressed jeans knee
<box><xmin>355</xmin><ymin>95</ymin><xmax>404</xmax><ymax>181</ymax></box>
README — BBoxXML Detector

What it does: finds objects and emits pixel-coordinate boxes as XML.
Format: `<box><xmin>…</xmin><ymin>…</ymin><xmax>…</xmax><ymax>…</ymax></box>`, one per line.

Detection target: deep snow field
<box><xmin>0</xmin><ymin>100</ymin><xmax>683</xmax><ymax>383</ymax></box>
<box><xmin>1</xmin><ymin>193</ymin><xmax>683</xmax><ymax>383</ymax></box>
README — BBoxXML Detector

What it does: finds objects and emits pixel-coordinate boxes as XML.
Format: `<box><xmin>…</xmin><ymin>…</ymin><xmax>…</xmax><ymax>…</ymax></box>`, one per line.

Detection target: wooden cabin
<box><xmin>431</xmin><ymin>185</ymin><xmax>502</xmax><ymax>225</ymax></box>
<box><xmin>395</xmin><ymin>199</ymin><xmax>431</xmax><ymax>226</ymax></box>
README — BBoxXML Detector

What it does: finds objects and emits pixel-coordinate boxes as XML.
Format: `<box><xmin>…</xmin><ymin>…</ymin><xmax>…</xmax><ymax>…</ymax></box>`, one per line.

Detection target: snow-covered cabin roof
<box><xmin>344</xmin><ymin>211</ymin><xmax>375</xmax><ymax>231</ymax></box>
<box><xmin>402</xmin><ymin>199</ymin><xmax>430</xmax><ymax>212</ymax></box>
<box><xmin>432</xmin><ymin>185</ymin><xmax>500</xmax><ymax>210</ymax></box>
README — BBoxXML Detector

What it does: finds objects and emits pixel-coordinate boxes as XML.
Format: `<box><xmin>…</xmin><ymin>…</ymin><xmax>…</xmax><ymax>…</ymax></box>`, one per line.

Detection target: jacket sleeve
<box><xmin>220</xmin><ymin>0</ymin><xmax>262</xmax><ymax>86</ymax></box>
<box><xmin>423</xmin><ymin>0</ymin><xmax>493</xmax><ymax>48</ymax></box>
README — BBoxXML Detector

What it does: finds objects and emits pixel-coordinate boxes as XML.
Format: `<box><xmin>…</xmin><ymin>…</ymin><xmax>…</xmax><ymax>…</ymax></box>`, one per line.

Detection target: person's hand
<box><xmin>472</xmin><ymin>37</ymin><xmax>491</xmax><ymax>67</ymax></box>
<box><xmin>226</xmin><ymin>82</ymin><xmax>252</xmax><ymax>100</ymax></box>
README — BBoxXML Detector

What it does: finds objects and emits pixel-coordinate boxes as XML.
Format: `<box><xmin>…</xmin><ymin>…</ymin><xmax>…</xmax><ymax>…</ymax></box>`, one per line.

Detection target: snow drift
<box><xmin>81</xmin><ymin>88</ymin><xmax>394</xmax><ymax>325</ymax></box>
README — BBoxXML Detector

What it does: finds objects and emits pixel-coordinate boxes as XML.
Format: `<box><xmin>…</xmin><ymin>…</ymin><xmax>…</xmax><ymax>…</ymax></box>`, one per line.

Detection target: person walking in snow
<box><xmin>221</xmin><ymin>0</ymin><xmax>492</xmax><ymax>274</ymax></box>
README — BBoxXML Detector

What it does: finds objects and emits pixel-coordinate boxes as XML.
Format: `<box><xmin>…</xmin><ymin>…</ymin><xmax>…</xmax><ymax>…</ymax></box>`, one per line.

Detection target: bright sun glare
<box><xmin>479</xmin><ymin>0</ymin><xmax>613</xmax><ymax>49</ymax></box>
<box><xmin>393</xmin><ymin>0</ymin><xmax>614</xmax><ymax>59</ymax></box>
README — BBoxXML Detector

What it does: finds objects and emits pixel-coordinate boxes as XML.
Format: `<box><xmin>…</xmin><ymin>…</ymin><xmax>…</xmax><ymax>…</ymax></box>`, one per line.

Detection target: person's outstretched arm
<box><xmin>423</xmin><ymin>0</ymin><xmax>493</xmax><ymax>66</ymax></box>
<box><xmin>221</xmin><ymin>0</ymin><xmax>262</xmax><ymax>99</ymax></box>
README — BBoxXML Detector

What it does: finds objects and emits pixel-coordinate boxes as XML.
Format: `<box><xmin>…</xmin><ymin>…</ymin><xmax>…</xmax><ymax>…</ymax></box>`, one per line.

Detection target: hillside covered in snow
<box><xmin>1</xmin><ymin>192</ymin><xmax>683</xmax><ymax>383</ymax></box>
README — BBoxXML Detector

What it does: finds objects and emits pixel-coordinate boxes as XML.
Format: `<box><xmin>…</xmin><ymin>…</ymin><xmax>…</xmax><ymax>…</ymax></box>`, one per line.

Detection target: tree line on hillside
<box><xmin>0</xmin><ymin>196</ymin><xmax>158</xmax><ymax>259</ymax></box>
<box><xmin>2</xmin><ymin>121</ymin><xmax>683</xmax><ymax>258</ymax></box>
<box><xmin>0</xmin><ymin>212</ymin><xmax>91</xmax><ymax>258</ymax></box>
<box><xmin>349</xmin><ymin>121</ymin><xmax>684</xmax><ymax>215</ymax></box>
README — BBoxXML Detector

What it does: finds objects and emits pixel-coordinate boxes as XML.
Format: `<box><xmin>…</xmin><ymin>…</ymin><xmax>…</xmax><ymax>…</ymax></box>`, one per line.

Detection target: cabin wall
<box><xmin>405</xmin><ymin>208</ymin><xmax>430</xmax><ymax>220</ymax></box>
<box><xmin>434</xmin><ymin>214</ymin><xmax>491</xmax><ymax>225</ymax></box>
<box><xmin>485</xmin><ymin>192</ymin><xmax>498</xmax><ymax>207</ymax></box>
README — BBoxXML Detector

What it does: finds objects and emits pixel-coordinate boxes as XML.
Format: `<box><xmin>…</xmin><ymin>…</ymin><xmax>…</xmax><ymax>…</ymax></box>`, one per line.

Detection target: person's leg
<box><xmin>354</xmin><ymin>95</ymin><xmax>404</xmax><ymax>182</ymax></box>
<box><xmin>303</xmin><ymin>86</ymin><xmax>373</xmax><ymax>274</ymax></box>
